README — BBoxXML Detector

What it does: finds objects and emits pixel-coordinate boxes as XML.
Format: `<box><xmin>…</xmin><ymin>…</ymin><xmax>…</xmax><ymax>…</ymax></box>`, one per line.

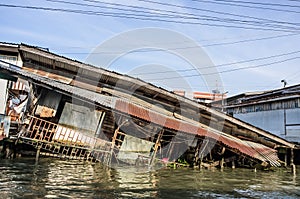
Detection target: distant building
<box><xmin>173</xmin><ymin>90</ymin><xmax>227</xmax><ymax>103</ymax></box>
<box><xmin>223</xmin><ymin>85</ymin><xmax>300</xmax><ymax>143</ymax></box>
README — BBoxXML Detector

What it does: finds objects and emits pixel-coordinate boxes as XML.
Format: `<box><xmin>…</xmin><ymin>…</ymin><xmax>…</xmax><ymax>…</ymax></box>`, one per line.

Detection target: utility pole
<box><xmin>281</xmin><ymin>79</ymin><xmax>287</xmax><ymax>88</ymax></box>
<box><xmin>221</xmin><ymin>91</ymin><xmax>228</xmax><ymax>112</ymax></box>
<box><xmin>281</xmin><ymin>80</ymin><xmax>287</xmax><ymax>135</ymax></box>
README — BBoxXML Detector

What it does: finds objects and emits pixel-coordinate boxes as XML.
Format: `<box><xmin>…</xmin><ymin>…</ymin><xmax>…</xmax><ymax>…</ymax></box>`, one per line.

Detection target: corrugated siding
<box><xmin>236</xmin><ymin>109</ymin><xmax>300</xmax><ymax>143</ymax></box>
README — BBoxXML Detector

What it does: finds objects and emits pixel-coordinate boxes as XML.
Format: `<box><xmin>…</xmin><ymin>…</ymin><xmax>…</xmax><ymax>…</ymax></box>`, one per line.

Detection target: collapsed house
<box><xmin>0</xmin><ymin>42</ymin><xmax>297</xmax><ymax>169</ymax></box>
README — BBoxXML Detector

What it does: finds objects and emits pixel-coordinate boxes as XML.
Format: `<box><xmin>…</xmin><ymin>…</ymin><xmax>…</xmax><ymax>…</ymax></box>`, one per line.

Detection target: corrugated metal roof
<box><xmin>227</xmin><ymin>84</ymin><xmax>300</xmax><ymax>105</ymax></box>
<box><xmin>114</xmin><ymin>99</ymin><xmax>281</xmax><ymax>165</ymax></box>
<box><xmin>244</xmin><ymin>141</ymin><xmax>281</xmax><ymax>167</ymax></box>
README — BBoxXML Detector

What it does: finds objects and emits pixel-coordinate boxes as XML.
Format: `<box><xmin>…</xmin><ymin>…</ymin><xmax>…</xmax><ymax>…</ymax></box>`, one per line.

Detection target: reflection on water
<box><xmin>0</xmin><ymin>158</ymin><xmax>300</xmax><ymax>198</ymax></box>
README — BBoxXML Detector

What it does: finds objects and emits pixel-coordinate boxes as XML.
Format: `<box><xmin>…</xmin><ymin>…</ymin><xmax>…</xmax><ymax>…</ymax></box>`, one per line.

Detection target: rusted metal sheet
<box><xmin>22</xmin><ymin>66</ymin><xmax>73</xmax><ymax>84</ymax></box>
<box><xmin>115</xmin><ymin>99</ymin><xmax>207</xmax><ymax>136</ymax></box>
<box><xmin>35</xmin><ymin>91</ymin><xmax>62</xmax><ymax>118</ymax></box>
<box><xmin>193</xmin><ymin>91</ymin><xmax>225</xmax><ymax>101</ymax></box>
<box><xmin>244</xmin><ymin>141</ymin><xmax>281</xmax><ymax>167</ymax></box>
<box><xmin>35</xmin><ymin>106</ymin><xmax>55</xmax><ymax>118</ymax></box>
<box><xmin>114</xmin><ymin>100</ymin><xmax>280</xmax><ymax>165</ymax></box>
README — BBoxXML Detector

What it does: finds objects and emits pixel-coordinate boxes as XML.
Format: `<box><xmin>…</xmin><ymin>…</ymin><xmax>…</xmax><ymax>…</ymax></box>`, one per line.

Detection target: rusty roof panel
<box><xmin>115</xmin><ymin>100</ymin><xmax>281</xmax><ymax>165</ymax></box>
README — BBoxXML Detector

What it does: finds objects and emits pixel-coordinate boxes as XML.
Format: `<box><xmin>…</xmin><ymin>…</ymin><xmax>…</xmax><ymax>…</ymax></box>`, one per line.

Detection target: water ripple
<box><xmin>0</xmin><ymin>158</ymin><xmax>300</xmax><ymax>198</ymax></box>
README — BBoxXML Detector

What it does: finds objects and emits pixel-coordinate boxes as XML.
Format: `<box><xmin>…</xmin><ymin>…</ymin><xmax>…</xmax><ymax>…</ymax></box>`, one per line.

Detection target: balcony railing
<box><xmin>20</xmin><ymin>115</ymin><xmax>112</xmax><ymax>163</ymax></box>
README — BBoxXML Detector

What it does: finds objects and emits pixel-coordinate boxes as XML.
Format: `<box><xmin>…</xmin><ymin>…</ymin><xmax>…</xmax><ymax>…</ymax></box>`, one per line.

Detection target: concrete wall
<box><xmin>235</xmin><ymin>108</ymin><xmax>300</xmax><ymax>143</ymax></box>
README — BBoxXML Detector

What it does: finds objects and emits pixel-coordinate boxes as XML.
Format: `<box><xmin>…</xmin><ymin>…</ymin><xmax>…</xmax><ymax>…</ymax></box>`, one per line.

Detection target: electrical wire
<box><xmin>46</xmin><ymin>0</ymin><xmax>202</xmax><ymax>19</ymax></box>
<box><xmin>130</xmin><ymin>50</ymin><xmax>300</xmax><ymax>75</ymax></box>
<box><xmin>0</xmin><ymin>3</ymin><xmax>299</xmax><ymax>33</ymax></box>
<box><xmin>81</xmin><ymin>0</ymin><xmax>300</xmax><ymax>29</ymax></box>
<box><xmin>142</xmin><ymin>56</ymin><xmax>300</xmax><ymax>81</ymax></box>
<box><xmin>44</xmin><ymin>0</ymin><xmax>300</xmax><ymax>32</ymax></box>
<box><xmin>204</xmin><ymin>33</ymin><xmax>299</xmax><ymax>47</ymax></box>
<box><xmin>57</xmin><ymin>33</ymin><xmax>300</xmax><ymax>55</ymax></box>
<box><xmin>137</xmin><ymin>0</ymin><xmax>300</xmax><ymax>27</ymax></box>
<box><xmin>201</xmin><ymin>0</ymin><xmax>300</xmax><ymax>8</ymax></box>
<box><xmin>191</xmin><ymin>0</ymin><xmax>300</xmax><ymax>14</ymax></box>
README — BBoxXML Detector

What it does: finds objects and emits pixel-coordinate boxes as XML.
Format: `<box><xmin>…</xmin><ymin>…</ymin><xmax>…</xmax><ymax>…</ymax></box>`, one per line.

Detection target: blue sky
<box><xmin>0</xmin><ymin>0</ymin><xmax>299</xmax><ymax>96</ymax></box>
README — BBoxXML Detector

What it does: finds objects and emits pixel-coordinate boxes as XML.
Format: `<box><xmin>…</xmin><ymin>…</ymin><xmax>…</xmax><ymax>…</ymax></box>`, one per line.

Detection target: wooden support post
<box><xmin>220</xmin><ymin>147</ymin><xmax>225</xmax><ymax>169</ymax></box>
<box><xmin>292</xmin><ymin>164</ymin><xmax>296</xmax><ymax>175</ymax></box>
<box><xmin>194</xmin><ymin>143</ymin><xmax>200</xmax><ymax>167</ymax></box>
<box><xmin>95</xmin><ymin>112</ymin><xmax>106</xmax><ymax>138</ymax></box>
<box><xmin>232</xmin><ymin>160</ymin><xmax>235</xmax><ymax>169</ymax></box>
<box><xmin>108</xmin><ymin>120</ymin><xmax>127</xmax><ymax>165</ymax></box>
<box><xmin>291</xmin><ymin>148</ymin><xmax>294</xmax><ymax>165</ymax></box>
<box><xmin>291</xmin><ymin>148</ymin><xmax>296</xmax><ymax>175</ymax></box>
<box><xmin>35</xmin><ymin>146</ymin><xmax>41</xmax><ymax>164</ymax></box>
<box><xmin>108</xmin><ymin>129</ymin><xmax>118</xmax><ymax>165</ymax></box>
<box><xmin>167</xmin><ymin>141</ymin><xmax>175</xmax><ymax>162</ymax></box>
<box><xmin>150</xmin><ymin>130</ymin><xmax>163</xmax><ymax>167</ymax></box>
<box><xmin>284</xmin><ymin>152</ymin><xmax>288</xmax><ymax>167</ymax></box>
<box><xmin>197</xmin><ymin>139</ymin><xmax>210</xmax><ymax>169</ymax></box>
<box><xmin>220</xmin><ymin>158</ymin><xmax>224</xmax><ymax>170</ymax></box>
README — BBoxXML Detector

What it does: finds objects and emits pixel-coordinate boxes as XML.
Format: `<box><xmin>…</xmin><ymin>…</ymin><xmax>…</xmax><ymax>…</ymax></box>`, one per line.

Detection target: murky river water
<box><xmin>0</xmin><ymin>158</ymin><xmax>300</xmax><ymax>199</ymax></box>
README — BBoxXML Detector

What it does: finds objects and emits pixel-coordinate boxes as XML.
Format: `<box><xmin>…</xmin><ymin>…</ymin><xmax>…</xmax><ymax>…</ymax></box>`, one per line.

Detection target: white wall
<box><xmin>0</xmin><ymin>79</ymin><xmax>8</xmax><ymax>114</ymax></box>
<box><xmin>0</xmin><ymin>54</ymin><xmax>22</xmax><ymax>115</ymax></box>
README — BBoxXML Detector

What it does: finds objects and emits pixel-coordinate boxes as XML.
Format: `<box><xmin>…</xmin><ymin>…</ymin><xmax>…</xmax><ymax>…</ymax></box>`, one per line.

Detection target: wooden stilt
<box><xmin>35</xmin><ymin>146</ymin><xmax>41</xmax><ymax>164</ymax></box>
<box><xmin>167</xmin><ymin>141</ymin><xmax>175</xmax><ymax>162</ymax></box>
<box><xmin>108</xmin><ymin>120</ymin><xmax>127</xmax><ymax>165</ymax></box>
<box><xmin>292</xmin><ymin>164</ymin><xmax>296</xmax><ymax>175</ymax></box>
<box><xmin>291</xmin><ymin>148</ymin><xmax>294</xmax><ymax>165</ymax></box>
<box><xmin>220</xmin><ymin>147</ymin><xmax>225</xmax><ymax>169</ymax></box>
<box><xmin>291</xmin><ymin>149</ymin><xmax>296</xmax><ymax>175</ymax></box>
<box><xmin>197</xmin><ymin>140</ymin><xmax>209</xmax><ymax>169</ymax></box>
<box><xmin>220</xmin><ymin>158</ymin><xmax>224</xmax><ymax>169</ymax></box>
<box><xmin>284</xmin><ymin>152</ymin><xmax>288</xmax><ymax>167</ymax></box>
<box><xmin>150</xmin><ymin>130</ymin><xmax>163</xmax><ymax>167</ymax></box>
